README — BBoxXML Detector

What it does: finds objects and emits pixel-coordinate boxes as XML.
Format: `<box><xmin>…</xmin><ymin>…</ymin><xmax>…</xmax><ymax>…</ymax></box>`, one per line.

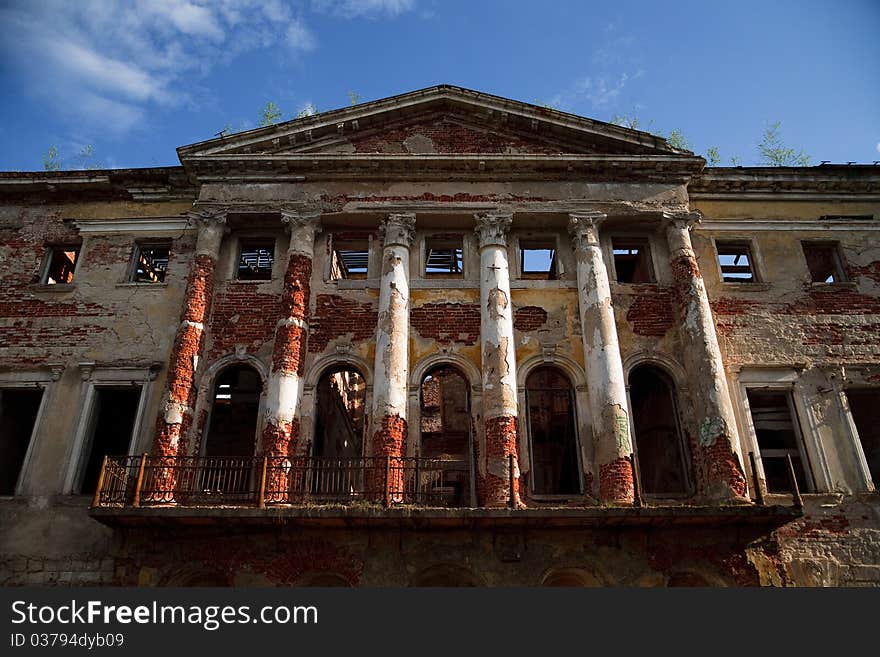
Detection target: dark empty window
<box><xmin>418</xmin><ymin>366</ymin><xmax>472</xmax><ymax>507</ymax></box>
<box><xmin>629</xmin><ymin>365</ymin><xmax>690</xmax><ymax>496</ymax></box>
<box><xmin>716</xmin><ymin>242</ymin><xmax>756</xmax><ymax>282</ymax></box>
<box><xmin>747</xmin><ymin>389</ymin><xmax>812</xmax><ymax>494</ymax></box>
<box><xmin>0</xmin><ymin>388</ymin><xmax>44</xmax><ymax>495</ymax></box>
<box><xmin>612</xmin><ymin>238</ymin><xmax>654</xmax><ymax>283</ymax></box>
<box><xmin>846</xmin><ymin>389</ymin><xmax>880</xmax><ymax>485</ymax></box>
<box><xmin>802</xmin><ymin>242</ymin><xmax>847</xmax><ymax>283</ymax></box>
<box><xmin>526</xmin><ymin>367</ymin><xmax>581</xmax><ymax>495</ymax></box>
<box><xmin>43</xmin><ymin>247</ymin><xmax>79</xmax><ymax>284</ymax></box>
<box><xmin>521</xmin><ymin>241</ymin><xmax>557</xmax><ymax>279</ymax></box>
<box><xmin>237</xmin><ymin>240</ymin><xmax>274</xmax><ymax>280</ymax></box>
<box><xmin>79</xmin><ymin>388</ymin><xmax>141</xmax><ymax>495</ymax></box>
<box><xmin>330</xmin><ymin>238</ymin><xmax>369</xmax><ymax>280</ymax></box>
<box><xmin>131</xmin><ymin>243</ymin><xmax>170</xmax><ymax>283</ymax></box>
<box><xmin>425</xmin><ymin>239</ymin><xmax>463</xmax><ymax>276</ymax></box>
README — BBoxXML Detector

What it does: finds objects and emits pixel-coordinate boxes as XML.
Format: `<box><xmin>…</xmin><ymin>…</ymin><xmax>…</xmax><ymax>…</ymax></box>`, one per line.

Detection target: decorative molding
<box><xmin>379</xmin><ymin>213</ymin><xmax>416</xmax><ymax>249</ymax></box>
<box><xmin>280</xmin><ymin>207</ymin><xmax>322</xmax><ymax>234</ymax></box>
<box><xmin>187</xmin><ymin>205</ymin><xmax>229</xmax><ymax>229</ymax></box>
<box><xmin>78</xmin><ymin>362</ymin><xmax>96</xmax><ymax>381</ymax></box>
<box><xmin>474</xmin><ymin>212</ymin><xmax>512</xmax><ymax>248</ymax></box>
<box><xmin>73</xmin><ymin>217</ymin><xmax>194</xmax><ymax>234</ymax></box>
<box><xmin>660</xmin><ymin>209</ymin><xmax>703</xmax><ymax>231</ymax></box>
<box><xmin>568</xmin><ymin>212</ymin><xmax>606</xmax><ymax>249</ymax></box>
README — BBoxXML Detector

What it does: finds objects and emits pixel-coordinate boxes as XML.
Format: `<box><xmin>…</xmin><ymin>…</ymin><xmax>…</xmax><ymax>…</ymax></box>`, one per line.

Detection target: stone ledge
<box><xmin>88</xmin><ymin>503</ymin><xmax>802</xmax><ymax>529</ymax></box>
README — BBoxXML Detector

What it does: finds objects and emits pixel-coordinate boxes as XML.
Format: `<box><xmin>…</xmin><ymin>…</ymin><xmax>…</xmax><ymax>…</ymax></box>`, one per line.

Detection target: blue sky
<box><xmin>0</xmin><ymin>0</ymin><xmax>878</xmax><ymax>171</ymax></box>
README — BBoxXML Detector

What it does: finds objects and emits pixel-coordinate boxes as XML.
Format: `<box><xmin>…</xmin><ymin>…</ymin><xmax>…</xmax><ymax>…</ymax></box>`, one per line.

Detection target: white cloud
<box><xmin>312</xmin><ymin>0</ymin><xmax>416</xmax><ymax>18</ymax></box>
<box><xmin>876</xmin><ymin>142</ymin><xmax>880</xmax><ymax>154</ymax></box>
<box><xmin>0</xmin><ymin>0</ymin><xmax>317</xmax><ymax>135</ymax></box>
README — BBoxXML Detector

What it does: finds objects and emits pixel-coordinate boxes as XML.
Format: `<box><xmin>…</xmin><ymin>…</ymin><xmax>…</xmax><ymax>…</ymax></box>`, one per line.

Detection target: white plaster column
<box><xmin>370</xmin><ymin>213</ymin><xmax>415</xmax><ymax>500</ymax></box>
<box><xmin>474</xmin><ymin>213</ymin><xmax>521</xmax><ymax>506</ymax></box>
<box><xmin>664</xmin><ymin>211</ymin><xmax>747</xmax><ymax>500</ymax></box>
<box><xmin>568</xmin><ymin>212</ymin><xmax>634</xmax><ymax>504</ymax></box>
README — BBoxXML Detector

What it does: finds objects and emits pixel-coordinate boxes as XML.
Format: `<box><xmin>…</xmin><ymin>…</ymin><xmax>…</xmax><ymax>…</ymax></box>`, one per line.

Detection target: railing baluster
<box><xmin>92</xmin><ymin>455</ymin><xmax>109</xmax><ymax>508</ymax></box>
<box><xmin>132</xmin><ymin>453</ymin><xmax>147</xmax><ymax>507</ymax></box>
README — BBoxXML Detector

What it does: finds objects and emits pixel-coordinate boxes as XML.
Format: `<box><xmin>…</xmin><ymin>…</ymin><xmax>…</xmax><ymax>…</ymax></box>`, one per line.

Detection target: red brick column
<box><xmin>151</xmin><ymin>207</ymin><xmax>227</xmax><ymax>501</ymax></box>
<box><xmin>369</xmin><ymin>213</ymin><xmax>415</xmax><ymax>503</ymax></box>
<box><xmin>475</xmin><ymin>213</ymin><xmax>522</xmax><ymax>507</ymax></box>
<box><xmin>262</xmin><ymin>209</ymin><xmax>320</xmax><ymax>503</ymax></box>
<box><xmin>664</xmin><ymin>211</ymin><xmax>747</xmax><ymax>500</ymax></box>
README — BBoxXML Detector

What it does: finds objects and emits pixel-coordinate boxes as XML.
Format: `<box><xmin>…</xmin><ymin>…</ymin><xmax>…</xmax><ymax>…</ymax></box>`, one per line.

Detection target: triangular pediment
<box><xmin>178</xmin><ymin>85</ymin><xmax>688</xmax><ymax>161</ymax></box>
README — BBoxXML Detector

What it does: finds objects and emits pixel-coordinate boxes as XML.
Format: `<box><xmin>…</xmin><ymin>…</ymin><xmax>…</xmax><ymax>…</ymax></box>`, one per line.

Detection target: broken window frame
<box><xmin>714</xmin><ymin>240</ymin><xmax>759</xmax><ymax>283</ymax></box>
<box><xmin>519</xmin><ymin>238</ymin><xmax>559</xmax><ymax>280</ymax></box>
<box><xmin>0</xmin><ymin>372</ymin><xmax>52</xmax><ymax>496</ymax></box>
<box><xmin>627</xmin><ymin>364</ymin><xmax>693</xmax><ymax>498</ymax></box>
<box><xmin>844</xmin><ymin>387</ymin><xmax>880</xmax><ymax>490</ymax></box>
<box><xmin>610</xmin><ymin>236</ymin><xmax>656</xmax><ymax>284</ymax></box>
<box><xmin>328</xmin><ymin>234</ymin><xmax>370</xmax><ymax>281</ymax></box>
<box><xmin>64</xmin><ymin>367</ymin><xmax>153</xmax><ymax>495</ymax></box>
<box><xmin>742</xmin><ymin>385</ymin><xmax>816</xmax><ymax>496</ymax></box>
<box><xmin>235</xmin><ymin>238</ymin><xmax>276</xmax><ymax>281</ymax></box>
<box><xmin>40</xmin><ymin>245</ymin><xmax>81</xmax><ymax>285</ymax></box>
<box><xmin>524</xmin><ymin>366</ymin><xmax>584</xmax><ymax>497</ymax></box>
<box><xmin>801</xmin><ymin>241</ymin><xmax>848</xmax><ymax>284</ymax></box>
<box><xmin>129</xmin><ymin>241</ymin><xmax>171</xmax><ymax>284</ymax></box>
<box><xmin>424</xmin><ymin>237</ymin><xmax>464</xmax><ymax>278</ymax></box>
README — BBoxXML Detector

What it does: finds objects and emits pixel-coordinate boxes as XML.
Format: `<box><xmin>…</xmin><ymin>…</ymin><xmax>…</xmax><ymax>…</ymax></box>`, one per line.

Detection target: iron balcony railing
<box><xmin>92</xmin><ymin>454</ymin><xmax>473</xmax><ymax>509</ymax></box>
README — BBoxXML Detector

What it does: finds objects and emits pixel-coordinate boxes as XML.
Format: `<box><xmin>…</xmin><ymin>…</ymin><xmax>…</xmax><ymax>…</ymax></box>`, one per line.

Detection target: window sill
<box><xmin>719</xmin><ymin>281</ymin><xmax>772</xmax><ymax>291</ymax></box>
<box><xmin>28</xmin><ymin>283</ymin><xmax>76</xmax><ymax>293</ymax></box>
<box><xmin>228</xmin><ymin>278</ymin><xmax>275</xmax><ymax>285</ymax></box>
<box><xmin>115</xmin><ymin>282</ymin><xmax>169</xmax><ymax>288</ymax></box>
<box><xmin>809</xmin><ymin>281</ymin><xmax>857</xmax><ymax>290</ymax></box>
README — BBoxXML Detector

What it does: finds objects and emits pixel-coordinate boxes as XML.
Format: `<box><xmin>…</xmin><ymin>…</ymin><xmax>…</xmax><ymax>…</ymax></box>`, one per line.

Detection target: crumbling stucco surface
<box><xmin>1</xmin><ymin>89</ymin><xmax>878</xmax><ymax>586</ymax></box>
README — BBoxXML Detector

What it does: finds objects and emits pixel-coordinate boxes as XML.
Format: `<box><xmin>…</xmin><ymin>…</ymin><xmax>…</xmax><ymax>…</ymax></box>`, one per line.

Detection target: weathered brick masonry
<box><xmin>1</xmin><ymin>87</ymin><xmax>878</xmax><ymax>588</ymax></box>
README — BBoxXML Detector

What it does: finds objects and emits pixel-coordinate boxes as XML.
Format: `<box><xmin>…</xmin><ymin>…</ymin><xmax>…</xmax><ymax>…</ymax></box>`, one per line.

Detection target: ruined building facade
<box><xmin>1</xmin><ymin>87</ymin><xmax>878</xmax><ymax>586</ymax></box>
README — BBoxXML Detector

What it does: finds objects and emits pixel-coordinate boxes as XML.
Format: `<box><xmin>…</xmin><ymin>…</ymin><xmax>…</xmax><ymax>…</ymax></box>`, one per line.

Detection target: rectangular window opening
<box><xmin>131</xmin><ymin>243</ymin><xmax>170</xmax><ymax>283</ymax></box>
<box><xmin>0</xmin><ymin>388</ymin><xmax>44</xmax><ymax>495</ymax></box>
<box><xmin>802</xmin><ymin>242</ymin><xmax>847</xmax><ymax>283</ymax></box>
<box><xmin>237</xmin><ymin>240</ymin><xmax>275</xmax><ymax>280</ymax></box>
<box><xmin>612</xmin><ymin>238</ymin><xmax>654</xmax><ymax>283</ymax></box>
<box><xmin>425</xmin><ymin>239</ymin><xmax>463</xmax><ymax>277</ymax></box>
<box><xmin>846</xmin><ymin>388</ymin><xmax>880</xmax><ymax>485</ymax></box>
<box><xmin>746</xmin><ymin>388</ymin><xmax>812</xmax><ymax>494</ymax></box>
<box><xmin>330</xmin><ymin>239</ymin><xmax>369</xmax><ymax>280</ymax></box>
<box><xmin>78</xmin><ymin>387</ymin><xmax>141</xmax><ymax>495</ymax></box>
<box><xmin>716</xmin><ymin>242</ymin><xmax>756</xmax><ymax>282</ymax></box>
<box><xmin>43</xmin><ymin>247</ymin><xmax>80</xmax><ymax>284</ymax></box>
<box><xmin>521</xmin><ymin>241</ymin><xmax>557</xmax><ymax>280</ymax></box>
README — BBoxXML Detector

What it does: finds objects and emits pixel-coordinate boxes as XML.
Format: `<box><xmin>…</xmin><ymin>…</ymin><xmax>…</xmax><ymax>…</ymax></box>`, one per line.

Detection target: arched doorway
<box><xmin>629</xmin><ymin>365</ymin><xmax>690</xmax><ymax>496</ymax></box>
<box><xmin>419</xmin><ymin>365</ymin><xmax>474</xmax><ymax>507</ymax></box>
<box><xmin>412</xmin><ymin>564</ymin><xmax>482</xmax><ymax>587</ymax></box>
<box><xmin>542</xmin><ymin>568</ymin><xmax>603</xmax><ymax>587</ymax></box>
<box><xmin>200</xmin><ymin>364</ymin><xmax>262</xmax><ymax>499</ymax></box>
<box><xmin>309</xmin><ymin>367</ymin><xmax>366</xmax><ymax>500</ymax></box>
<box><xmin>525</xmin><ymin>366</ymin><xmax>582</xmax><ymax>495</ymax></box>
<box><xmin>204</xmin><ymin>364</ymin><xmax>263</xmax><ymax>457</ymax></box>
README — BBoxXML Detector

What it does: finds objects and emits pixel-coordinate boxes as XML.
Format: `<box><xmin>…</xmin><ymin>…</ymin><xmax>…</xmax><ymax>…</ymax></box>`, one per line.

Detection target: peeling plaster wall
<box><xmin>1</xmin><ymin>169</ymin><xmax>879</xmax><ymax>586</ymax></box>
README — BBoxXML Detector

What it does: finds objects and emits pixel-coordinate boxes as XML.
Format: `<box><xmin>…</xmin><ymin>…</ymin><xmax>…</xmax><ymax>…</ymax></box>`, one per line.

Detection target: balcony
<box><xmin>92</xmin><ymin>454</ymin><xmax>472</xmax><ymax>509</ymax></box>
<box><xmin>88</xmin><ymin>454</ymin><xmax>803</xmax><ymax>530</ymax></box>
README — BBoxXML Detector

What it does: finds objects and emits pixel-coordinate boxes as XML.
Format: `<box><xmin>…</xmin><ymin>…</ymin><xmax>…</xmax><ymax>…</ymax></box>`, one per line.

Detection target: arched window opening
<box><xmin>629</xmin><ymin>365</ymin><xmax>690</xmax><ymax>496</ymax></box>
<box><xmin>204</xmin><ymin>365</ymin><xmax>262</xmax><ymax>457</ymax></box>
<box><xmin>542</xmin><ymin>569</ymin><xmax>602</xmax><ymax>587</ymax></box>
<box><xmin>309</xmin><ymin>367</ymin><xmax>367</xmax><ymax>500</ymax></box>
<box><xmin>418</xmin><ymin>366</ymin><xmax>474</xmax><ymax>507</ymax></box>
<box><xmin>413</xmin><ymin>565</ymin><xmax>481</xmax><ymax>587</ymax></box>
<box><xmin>525</xmin><ymin>367</ymin><xmax>582</xmax><ymax>495</ymax></box>
<box><xmin>314</xmin><ymin>368</ymin><xmax>366</xmax><ymax>459</ymax></box>
<box><xmin>667</xmin><ymin>572</ymin><xmax>712</xmax><ymax>587</ymax></box>
<box><xmin>199</xmin><ymin>364</ymin><xmax>262</xmax><ymax>500</ymax></box>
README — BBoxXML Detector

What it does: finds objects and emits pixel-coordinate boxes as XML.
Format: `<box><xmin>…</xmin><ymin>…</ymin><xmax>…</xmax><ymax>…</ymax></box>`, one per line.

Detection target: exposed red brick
<box><xmin>478</xmin><ymin>415</ymin><xmax>521</xmax><ymax>507</ymax></box>
<box><xmin>309</xmin><ymin>294</ymin><xmax>378</xmax><ymax>352</ymax></box>
<box><xmin>349</xmin><ymin>115</ymin><xmax>564</xmax><ymax>154</ymax></box>
<box><xmin>261</xmin><ymin>417</ymin><xmax>300</xmax><ymax>503</ymax></box>
<box><xmin>599</xmin><ymin>457</ymin><xmax>634</xmax><ymax>504</ymax></box>
<box><xmin>410</xmin><ymin>302</ymin><xmax>480</xmax><ymax>344</ymax></box>
<box><xmin>513</xmin><ymin>305</ymin><xmax>548</xmax><ymax>332</ymax></box>
<box><xmin>623</xmin><ymin>285</ymin><xmax>675</xmax><ymax>336</ymax></box>
<box><xmin>280</xmin><ymin>254</ymin><xmax>311</xmax><ymax>320</ymax></box>
<box><xmin>207</xmin><ymin>286</ymin><xmax>281</xmax><ymax>358</ymax></box>
<box><xmin>703</xmin><ymin>435</ymin><xmax>748</xmax><ymax>499</ymax></box>
<box><xmin>369</xmin><ymin>414</ymin><xmax>408</xmax><ymax>503</ymax></box>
